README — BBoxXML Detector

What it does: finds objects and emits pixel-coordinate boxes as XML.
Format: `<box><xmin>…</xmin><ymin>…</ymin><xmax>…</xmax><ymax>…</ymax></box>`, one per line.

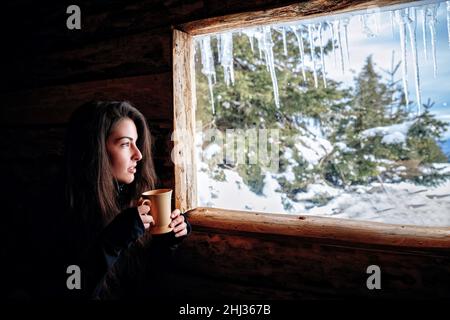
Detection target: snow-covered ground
<box><xmin>196</xmin><ymin>117</ymin><xmax>450</xmax><ymax>227</ymax></box>
<box><xmin>197</xmin><ymin>164</ymin><xmax>450</xmax><ymax>227</ymax></box>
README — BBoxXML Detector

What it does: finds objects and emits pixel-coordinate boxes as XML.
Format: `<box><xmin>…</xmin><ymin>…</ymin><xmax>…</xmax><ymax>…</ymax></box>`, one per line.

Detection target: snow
<box><xmin>335</xmin><ymin>142</ymin><xmax>355</xmax><ymax>152</ymax></box>
<box><xmin>310</xmin><ymin>179</ymin><xmax>450</xmax><ymax>226</ymax></box>
<box><xmin>295</xmin><ymin>183</ymin><xmax>341</xmax><ymax>201</ymax></box>
<box><xmin>203</xmin><ymin>143</ymin><xmax>222</xmax><ymax>160</ymax></box>
<box><xmin>197</xmin><ymin>168</ymin><xmax>304</xmax><ymax>213</ymax></box>
<box><xmin>197</xmin><ymin>126</ymin><xmax>450</xmax><ymax>227</ymax></box>
<box><xmin>360</xmin><ymin>121</ymin><xmax>415</xmax><ymax>144</ymax></box>
<box><xmin>295</xmin><ymin>135</ymin><xmax>333</xmax><ymax>165</ymax></box>
<box><xmin>382</xmin><ymin>131</ymin><xmax>409</xmax><ymax>144</ymax></box>
<box><xmin>197</xmin><ymin>159</ymin><xmax>450</xmax><ymax>226</ymax></box>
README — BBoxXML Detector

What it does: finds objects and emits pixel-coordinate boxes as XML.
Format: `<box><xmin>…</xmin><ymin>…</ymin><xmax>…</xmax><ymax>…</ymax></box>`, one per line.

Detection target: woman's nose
<box><xmin>133</xmin><ymin>145</ymin><xmax>143</xmax><ymax>161</ymax></box>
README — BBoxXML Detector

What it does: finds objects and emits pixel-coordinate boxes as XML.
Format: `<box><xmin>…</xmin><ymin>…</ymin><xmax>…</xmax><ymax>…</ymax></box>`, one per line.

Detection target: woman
<box><xmin>62</xmin><ymin>100</ymin><xmax>190</xmax><ymax>299</ymax></box>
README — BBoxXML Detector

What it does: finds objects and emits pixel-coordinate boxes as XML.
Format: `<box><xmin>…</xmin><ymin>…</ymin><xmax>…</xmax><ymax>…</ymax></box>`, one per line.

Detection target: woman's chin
<box><xmin>119</xmin><ymin>174</ymin><xmax>135</xmax><ymax>184</ymax></box>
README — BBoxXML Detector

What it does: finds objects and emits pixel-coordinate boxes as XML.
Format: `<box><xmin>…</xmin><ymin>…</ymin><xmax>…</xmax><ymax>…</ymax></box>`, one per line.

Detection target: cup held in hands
<box><xmin>138</xmin><ymin>188</ymin><xmax>173</xmax><ymax>234</ymax></box>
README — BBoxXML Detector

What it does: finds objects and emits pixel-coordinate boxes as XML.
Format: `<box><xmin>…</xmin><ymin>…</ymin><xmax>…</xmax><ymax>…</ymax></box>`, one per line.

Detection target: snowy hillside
<box><xmin>196</xmin><ymin>126</ymin><xmax>450</xmax><ymax>227</ymax></box>
<box><xmin>197</xmin><ymin>160</ymin><xmax>450</xmax><ymax>227</ymax></box>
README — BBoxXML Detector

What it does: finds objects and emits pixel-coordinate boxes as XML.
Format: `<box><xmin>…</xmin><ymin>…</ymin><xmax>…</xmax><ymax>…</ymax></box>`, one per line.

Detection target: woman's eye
<box><xmin>121</xmin><ymin>142</ymin><xmax>130</xmax><ymax>147</ymax></box>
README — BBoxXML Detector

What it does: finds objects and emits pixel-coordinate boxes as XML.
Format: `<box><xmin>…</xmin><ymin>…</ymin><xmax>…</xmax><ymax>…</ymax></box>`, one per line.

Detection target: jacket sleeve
<box><xmin>151</xmin><ymin>212</ymin><xmax>192</xmax><ymax>249</ymax></box>
<box><xmin>81</xmin><ymin>207</ymin><xmax>145</xmax><ymax>298</ymax></box>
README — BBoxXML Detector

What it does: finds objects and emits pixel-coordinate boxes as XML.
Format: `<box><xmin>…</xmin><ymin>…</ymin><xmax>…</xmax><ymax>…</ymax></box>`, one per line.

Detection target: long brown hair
<box><xmin>64</xmin><ymin>101</ymin><xmax>158</xmax><ymax>233</ymax></box>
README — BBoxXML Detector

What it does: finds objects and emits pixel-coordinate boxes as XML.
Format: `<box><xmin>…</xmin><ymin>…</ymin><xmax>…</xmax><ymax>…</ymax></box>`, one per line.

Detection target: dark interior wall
<box><xmin>1</xmin><ymin>0</ymin><xmax>449</xmax><ymax>300</ymax></box>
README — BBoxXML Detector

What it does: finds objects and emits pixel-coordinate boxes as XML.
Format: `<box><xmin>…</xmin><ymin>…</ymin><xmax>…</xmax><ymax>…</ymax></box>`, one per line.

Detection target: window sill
<box><xmin>185</xmin><ymin>207</ymin><xmax>450</xmax><ymax>251</ymax></box>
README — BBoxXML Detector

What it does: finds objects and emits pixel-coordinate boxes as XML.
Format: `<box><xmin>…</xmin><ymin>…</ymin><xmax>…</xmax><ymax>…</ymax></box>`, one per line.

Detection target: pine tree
<box><xmin>195</xmin><ymin>28</ymin><xmax>351</xmax><ymax>197</ymax></box>
<box><xmin>407</xmin><ymin>100</ymin><xmax>448</xmax><ymax>164</ymax></box>
<box><xmin>323</xmin><ymin>58</ymin><xmax>449</xmax><ymax>187</ymax></box>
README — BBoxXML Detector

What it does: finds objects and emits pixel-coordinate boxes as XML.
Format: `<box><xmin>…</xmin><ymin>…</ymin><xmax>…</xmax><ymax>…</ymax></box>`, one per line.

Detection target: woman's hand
<box><xmin>170</xmin><ymin>209</ymin><xmax>188</xmax><ymax>237</ymax></box>
<box><xmin>137</xmin><ymin>203</ymin><xmax>154</xmax><ymax>229</ymax></box>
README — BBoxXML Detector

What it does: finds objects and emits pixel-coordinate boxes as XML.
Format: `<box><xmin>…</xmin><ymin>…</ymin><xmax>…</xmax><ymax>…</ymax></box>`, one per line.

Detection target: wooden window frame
<box><xmin>172</xmin><ymin>0</ymin><xmax>450</xmax><ymax>249</ymax></box>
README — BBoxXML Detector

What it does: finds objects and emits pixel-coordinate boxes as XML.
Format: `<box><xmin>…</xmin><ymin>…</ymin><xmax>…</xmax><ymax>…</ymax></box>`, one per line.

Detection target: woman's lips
<box><xmin>128</xmin><ymin>167</ymin><xmax>136</xmax><ymax>173</ymax></box>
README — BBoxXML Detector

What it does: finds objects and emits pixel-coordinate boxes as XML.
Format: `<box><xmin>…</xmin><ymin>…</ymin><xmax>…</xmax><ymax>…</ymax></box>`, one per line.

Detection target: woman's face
<box><xmin>106</xmin><ymin>118</ymin><xmax>143</xmax><ymax>184</ymax></box>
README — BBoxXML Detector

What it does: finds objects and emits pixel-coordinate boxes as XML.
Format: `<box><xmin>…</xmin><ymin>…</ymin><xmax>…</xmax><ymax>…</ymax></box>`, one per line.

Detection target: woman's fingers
<box><xmin>169</xmin><ymin>212</ymin><xmax>184</xmax><ymax>228</ymax></box>
<box><xmin>141</xmin><ymin>215</ymin><xmax>154</xmax><ymax>229</ymax></box>
<box><xmin>141</xmin><ymin>214</ymin><xmax>154</xmax><ymax>224</ymax></box>
<box><xmin>137</xmin><ymin>205</ymin><xmax>153</xmax><ymax>229</ymax></box>
<box><xmin>169</xmin><ymin>210</ymin><xmax>187</xmax><ymax>237</ymax></box>
<box><xmin>138</xmin><ymin>208</ymin><xmax>187</xmax><ymax>233</ymax></box>
<box><xmin>170</xmin><ymin>209</ymin><xmax>181</xmax><ymax>219</ymax></box>
<box><xmin>173</xmin><ymin>221</ymin><xmax>187</xmax><ymax>233</ymax></box>
<box><xmin>137</xmin><ymin>204</ymin><xmax>151</xmax><ymax>215</ymax></box>
<box><xmin>174</xmin><ymin>224</ymin><xmax>188</xmax><ymax>237</ymax></box>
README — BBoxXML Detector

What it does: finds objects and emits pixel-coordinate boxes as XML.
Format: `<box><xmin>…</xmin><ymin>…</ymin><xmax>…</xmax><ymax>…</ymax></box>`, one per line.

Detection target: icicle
<box><xmin>447</xmin><ymin>1</ymin><xmax>450</xmax><ymax>47</ymax></box>
<box><xmin>341</xmin><ymin>18</ymin><xmax>350</xmax><ymax>65</ymax></box>
<box><xmin>253</xmin><ymin>27</ymin><xmax>269</xmax><ymax>70</ymax></box>
<box><xmin>336</xmin><ymin>20</ymin><xmax>345</xmax><ymax>73</ymax></box>
<box><xmin>220</xmin><ymin>32</ymin><xmax>235</xmax><ymax>86</ymax></box>
<box><xmin>374</xmin><ymin>8</ymin><xmax>380</xmax><ymax>35</ymax></box>
<box><xmin>216</xmin><ymin>35</ymin><xmax>221</xmax><ymax>63</ymax></box>
<box><xmin>421</xmin><ymin>7</ymin><xmax>428</xmax><ymax>60</ymax></box>
<box><xmin>262</xmin><ymin>26</ymin><xmax>280</xmax><ymax>109</ymax></box>
<box><xmin>390</xmin><ymin>11</ymin><xmax>395</xmax><ymax>39</ymax></box>
<box><xmin>389</xmin><ymin>50</ymin><xmax>397</xmax><ymax>117</ymax></box>
<box><xmin>362</xmin><ymin>13</ymin><xmax>376</xmax><ymax>38</ymax></box>
<box><xmin>426</xmin><ymin>4</ymin><xmax>439</xmax><ymax>78</ymax></box>
<box><xmin>253</xmin><ymin>28</ymin><xmax>264</xmax><ymax>60</ymax></box>
<box><xmin>258</xmin><ymin>36</ymin><xmax>263</xmax><ymax>59</ymax></box>
<box><xmin>199</xmin><ymin>36</ymin><xmax>217</xmax><ymax>114</ymax></box>
<box><xmin>327</xmin><ymin>21</ymin><xmax>338</xmax><ymax>66</ymax></box>
<box><xmin>291</xmin><ymin>25</ymin><xmax>307</xmax><ymax>83</ymax></box>
<box><xmin>362</xmin><ymin>7</ymin><xmax>380</xmax><ymax>38</ymax></box>
<box><xmin>308</xmin><ymin>24</ymin><xmax>318</xmax><ymax>88</ymax></box>
<box><xmin>318</xmin><ymin>23</ymin><xmax>327</xmax><ymax>88</ymax></box>
<box><xmin>406</xmin><ymin>7</ymin><xmax>422</xmax><ymax>115</ymax></box>
<box><xmin>242</xmin><ymin>29</ymin><xmax>255</xmax><ymax>53</ymax></box>
<box><xmin>395</xmin><ymin>10</ymin><xmax>409</xmax><ymax>108</ymax></box>
<box><xmin>282</xmin><ymin>26</ymin><xmax>288</xmax><ymax>56</ymax></box>
<box><xmin>249</xmin><ymin>36</ymin><xmax>254</xmax><ymax>53</ymax></box>
<box><xmin>360</xmin><ymin>15</ymin><xmax>365</xmax><ymax>36</ymax></box>
<box><xmin>273</xmin><ymin>26</ymin><xmax>288</xmax><ymax>56</ymax></box>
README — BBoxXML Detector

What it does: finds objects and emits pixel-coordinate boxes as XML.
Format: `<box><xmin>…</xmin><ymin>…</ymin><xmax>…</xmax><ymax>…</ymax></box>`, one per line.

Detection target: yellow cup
<box><xmin>138</xmin><ymin>189</ymin><xmax>173</xmax><ymax>234</ymax></box>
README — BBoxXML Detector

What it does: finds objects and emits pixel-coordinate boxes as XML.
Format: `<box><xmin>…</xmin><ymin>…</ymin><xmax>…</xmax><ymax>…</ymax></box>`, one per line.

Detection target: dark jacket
<box><xmin>61</xmin><ymin>187</ymin><xmax>191</xmax><ymax>300</ymax></box>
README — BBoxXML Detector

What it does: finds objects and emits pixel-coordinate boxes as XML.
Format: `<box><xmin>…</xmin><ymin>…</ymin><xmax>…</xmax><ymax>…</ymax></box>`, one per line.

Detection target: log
<box><xmin>170</xmin><ymin>208</ymin><xmax>450</xmax><ymax>299</ymax></box>
<box><xmin>2</xmin><ymin>29</ymin><xmax>172</xmax><ymax>91</ymax></box>
<box><xmin>185</xmin><ymin>207</ymin><xmax>450</xmax><ymax>250</ymax></box>
<box><xmin>179</xmin><ymin>0</ymin><xmax>418</xmax><ymax>36</ymax></box>
<box><xmin>0</xmin><ymin>73</ymin><xmax>172</xmax><ymax>125</ymax></box>
<box><xmin>173</xmin><ymin>29</ymin><xmax>198</xmax><ymax>212</ymax></box>
<box><xmin>174</xmin><ymin>230</ymin><xmax>450</xmax><ymax>298</ymax></box>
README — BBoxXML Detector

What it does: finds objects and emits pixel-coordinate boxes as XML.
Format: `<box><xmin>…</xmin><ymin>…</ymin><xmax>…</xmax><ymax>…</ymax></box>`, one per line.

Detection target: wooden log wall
<box><xmin>1</xmin><ymin>0</ymin><xmax>449</xmax><ymax>299</ymax></box>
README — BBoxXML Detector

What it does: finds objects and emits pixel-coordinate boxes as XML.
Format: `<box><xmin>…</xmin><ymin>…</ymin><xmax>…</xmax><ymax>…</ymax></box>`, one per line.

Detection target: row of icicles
<box><xmin>196</xmin><ymin>1</ymin><xmax>450</xmax><ymax>115</ymax></box>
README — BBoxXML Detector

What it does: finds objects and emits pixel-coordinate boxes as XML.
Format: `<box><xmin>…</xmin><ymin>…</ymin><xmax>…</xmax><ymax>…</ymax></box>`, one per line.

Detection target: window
<box><xmin>173</xmin><ymin>0</ymin><xmax>450</xmax><ymax>232</ymax></box>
